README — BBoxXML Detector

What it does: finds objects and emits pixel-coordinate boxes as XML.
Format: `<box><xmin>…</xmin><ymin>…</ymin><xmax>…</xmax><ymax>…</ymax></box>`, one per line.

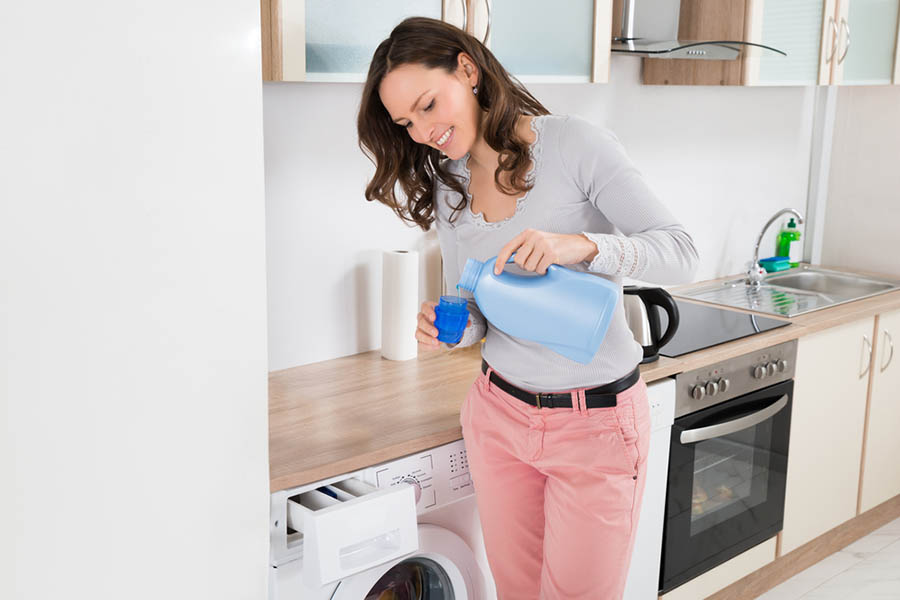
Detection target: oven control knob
<box><xmin>705</xmin><ymin>380</ymin><xmax>719</xmax><ymax>396</ymax></box>
<box><xmin>754</xmin><ymin>365</ymin><xmax>766</xmax><ymax>379</ymax></box>
<box><xmin>767</xmin><ymin>362</ymin><xmax>778</xmax><ymax>376</ymax></box>
<box><xmin>777</xmin><ymin>359</ymin><xmax>788</xmax><ymax>372</ymax></box>
<box><xmin>691</xmin><ymin>384</ymin><xmax>706</xmax><ymax>400</ymax></box>
<box><xmin>718</xmin><ymin>378</ymin><xmax>730</xmax><ymax>393</ymax></box>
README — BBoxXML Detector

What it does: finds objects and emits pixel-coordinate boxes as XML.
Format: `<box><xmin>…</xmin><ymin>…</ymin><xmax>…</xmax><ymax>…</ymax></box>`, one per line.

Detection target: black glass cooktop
<box><xmin>659</xmin><ymin>299</ymin><xmax>791</xmax><ymax>358</ymax></box>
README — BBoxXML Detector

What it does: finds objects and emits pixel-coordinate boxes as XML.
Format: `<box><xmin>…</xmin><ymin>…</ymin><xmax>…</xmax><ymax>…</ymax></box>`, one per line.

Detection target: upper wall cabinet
<box><xmin>261</xmin><ymin>0</ymin><xmax>616</xmax><ymax>83</ymax></box>
<box><xmin>746</xmin><ymin>0</ymin><xmax>834</xmax><ymax>85</ymax></box>
<box><xmin>261</xmin><ymin>0</ymin><xmax>465</xmax><ymax>82</ymax></box>
<box><xmin>832</xmin><ymin>0</ymin><xmax>900</xmax><ymax>85</ymax></box>
<box><xmin>468</xmin><ymin>0</ymin><xmax>614</xmax><ymax>83</ymax></box>
<box><xmin>638</xmin><ymin>0</ymin><xmax>900</xmax><ymax>86</ymax></box>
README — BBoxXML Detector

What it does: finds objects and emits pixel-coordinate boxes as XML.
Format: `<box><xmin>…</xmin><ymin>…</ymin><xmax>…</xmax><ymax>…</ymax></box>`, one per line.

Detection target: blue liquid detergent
<box><xmin>457</xmin><ymin>254</ymin><xmax>619</xmax><ymax>364</ymax></box>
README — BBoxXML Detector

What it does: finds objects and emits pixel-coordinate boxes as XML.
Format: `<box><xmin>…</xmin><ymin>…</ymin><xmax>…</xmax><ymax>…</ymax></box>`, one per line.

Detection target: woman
<box><xmin>358</xmin><ymin>17</ymin><xmax>698</xmax><ymax>600</ymax></box>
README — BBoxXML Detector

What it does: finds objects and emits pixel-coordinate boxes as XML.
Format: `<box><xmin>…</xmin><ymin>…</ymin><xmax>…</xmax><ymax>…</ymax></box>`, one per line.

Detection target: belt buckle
<box><xmin>535</xmin><ymin>393</ymin><xmax>543</xmax><ymax>409</ymax></box>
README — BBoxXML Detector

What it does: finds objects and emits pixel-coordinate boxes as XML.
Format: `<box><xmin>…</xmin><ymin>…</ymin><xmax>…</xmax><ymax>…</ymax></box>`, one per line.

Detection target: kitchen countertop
<box><xmin>269</xmin><ymin>269</ymin><xmax>900</xmax><ymax>492</ymax></box>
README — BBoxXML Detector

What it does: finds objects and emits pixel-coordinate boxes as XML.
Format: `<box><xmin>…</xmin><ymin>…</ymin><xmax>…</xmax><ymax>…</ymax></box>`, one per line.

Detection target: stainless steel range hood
<box><xmin>611</xmin><ymin>0</ymin><xmax>786</xmax><ymax>60</ymax></box>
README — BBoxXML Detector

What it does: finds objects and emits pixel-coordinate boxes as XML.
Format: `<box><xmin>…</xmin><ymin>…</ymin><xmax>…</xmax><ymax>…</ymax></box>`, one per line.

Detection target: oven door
<box><xmin>660</xmin><ymin>380</ymin><xmax>793</xmax><ymax>594</ymax></box>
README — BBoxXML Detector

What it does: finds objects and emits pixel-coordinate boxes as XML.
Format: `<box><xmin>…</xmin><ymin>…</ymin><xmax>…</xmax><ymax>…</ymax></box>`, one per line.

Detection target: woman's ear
<box><xmin>456</xmin><ymin>52</ymin><xmax>479</xmax><ymax>87</ymax></box>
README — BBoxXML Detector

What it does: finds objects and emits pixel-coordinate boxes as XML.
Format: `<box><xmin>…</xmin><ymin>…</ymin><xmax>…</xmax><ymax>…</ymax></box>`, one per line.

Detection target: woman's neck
<box><xmin>466</xmin><ymin>113</ymin><xmax>531</xmax><ymax>172</ymax></box>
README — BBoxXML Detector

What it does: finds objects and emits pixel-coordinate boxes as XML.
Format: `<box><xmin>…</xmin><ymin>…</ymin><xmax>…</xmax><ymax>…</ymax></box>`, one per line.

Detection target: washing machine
<box><xmin>269</xmin><ymin>439</ymin><xmax>495</xmax><ymax>599</ymax></box>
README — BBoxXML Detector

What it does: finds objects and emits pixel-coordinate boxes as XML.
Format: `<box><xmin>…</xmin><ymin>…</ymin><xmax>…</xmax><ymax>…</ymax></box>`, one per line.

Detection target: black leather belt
<box><xmin>481</xmin><ymin>360</ymin><xmax>640</xmax><ymax>409</ymax></box>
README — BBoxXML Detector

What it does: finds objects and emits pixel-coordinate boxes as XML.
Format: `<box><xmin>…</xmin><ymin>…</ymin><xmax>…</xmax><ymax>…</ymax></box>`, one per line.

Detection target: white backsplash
<box><xmin>822</xmin><ymin>85</ymin><xmax>900</xmax><ymax>279</ymax></box>
<box><xmin>264</xmin><ymin>57</ymin><xmax>816</xmax><ymax>369</ymax></box>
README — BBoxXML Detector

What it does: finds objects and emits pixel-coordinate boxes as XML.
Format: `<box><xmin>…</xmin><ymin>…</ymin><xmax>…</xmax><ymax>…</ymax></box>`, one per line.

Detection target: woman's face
<box><xmin>378</xmin><ymin>57</ymin><xmax>480</xmax><ymax>161</ymax></box>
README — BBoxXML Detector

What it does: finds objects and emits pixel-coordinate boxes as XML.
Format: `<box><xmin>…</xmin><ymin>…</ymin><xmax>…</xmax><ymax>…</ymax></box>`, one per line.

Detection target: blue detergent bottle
<box><xmin>457</xmin><ymin>254</ymin><xmax>619</xmax><ymax>364</ymax></box>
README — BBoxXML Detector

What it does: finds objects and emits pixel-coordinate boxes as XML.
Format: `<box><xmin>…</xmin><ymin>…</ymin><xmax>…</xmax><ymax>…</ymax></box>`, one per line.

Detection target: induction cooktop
<box><xmin>658</xmin><ymin>299</ymin><xmax>791</xmax><ymax>358</ymax></box>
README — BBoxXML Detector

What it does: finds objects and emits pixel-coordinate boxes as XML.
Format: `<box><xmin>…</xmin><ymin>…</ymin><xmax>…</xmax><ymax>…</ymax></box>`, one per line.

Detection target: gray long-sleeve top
<box><xmin>434</xmin><ymin>115</ymin><xmax>698</xmax><ymax>392</ymax></box>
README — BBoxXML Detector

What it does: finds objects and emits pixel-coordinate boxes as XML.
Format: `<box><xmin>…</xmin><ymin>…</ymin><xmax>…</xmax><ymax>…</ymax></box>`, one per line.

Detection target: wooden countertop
<box><xmin>269</xmin><ymin>270</ymin><xmax>900</xmax><ymax>492</ymax></box>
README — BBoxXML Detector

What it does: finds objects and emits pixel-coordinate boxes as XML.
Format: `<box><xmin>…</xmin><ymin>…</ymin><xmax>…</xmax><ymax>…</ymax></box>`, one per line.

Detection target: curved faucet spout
<box><xmin>748</xmin><ymin>208</ymin><xmax>805</xmax><ymax>285</ymax></box>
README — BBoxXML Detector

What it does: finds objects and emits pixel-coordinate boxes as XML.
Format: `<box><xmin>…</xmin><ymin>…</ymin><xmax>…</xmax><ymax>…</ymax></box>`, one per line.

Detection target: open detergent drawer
<box><xmin>287</xmin><ymin>477</ymin><xmax>418</xmax><ymax>587</ymax></box>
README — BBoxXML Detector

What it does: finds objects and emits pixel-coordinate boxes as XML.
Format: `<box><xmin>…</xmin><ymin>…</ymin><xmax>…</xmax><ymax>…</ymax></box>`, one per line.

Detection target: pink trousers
<box><xmin>460</xmin><ymin>366</ymin><xmax>651</xmax><ymax>600</ymax></box>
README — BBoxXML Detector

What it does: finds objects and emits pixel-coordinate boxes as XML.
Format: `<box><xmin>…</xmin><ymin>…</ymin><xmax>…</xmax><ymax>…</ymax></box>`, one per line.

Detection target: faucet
<box><xmin>747</xmin><ymin>208</ymin><xmax>805</xmax><ymax>285</ymax></box>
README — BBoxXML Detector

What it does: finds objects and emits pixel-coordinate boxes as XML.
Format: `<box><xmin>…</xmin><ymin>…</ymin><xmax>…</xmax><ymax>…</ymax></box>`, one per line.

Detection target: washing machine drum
<box><xmin>331</xmin><ymin>524</ymin><xmax>485</xmax><ymax>600</ymax></box>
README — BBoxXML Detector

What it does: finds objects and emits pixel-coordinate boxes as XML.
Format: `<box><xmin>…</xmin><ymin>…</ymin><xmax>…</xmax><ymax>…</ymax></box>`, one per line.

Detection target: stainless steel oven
<box><xmin>660</xmin><ymin>339</ymin><xmax>797</xmax><ymax>594</ymax></box>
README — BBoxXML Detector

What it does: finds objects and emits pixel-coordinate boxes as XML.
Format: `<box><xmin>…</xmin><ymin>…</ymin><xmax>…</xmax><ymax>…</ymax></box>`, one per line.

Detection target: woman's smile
<box><xmin>435</xmin><ymin>126</ymin><xmax>454</xmax><ymax>149</ymax></box>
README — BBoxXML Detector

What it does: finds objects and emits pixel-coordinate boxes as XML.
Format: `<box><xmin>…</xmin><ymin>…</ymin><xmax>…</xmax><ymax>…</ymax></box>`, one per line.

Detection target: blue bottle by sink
<box><xmin>457</xmin><ymin>254</ymin><xmax>619</xmax><ymax>364</ymax></box>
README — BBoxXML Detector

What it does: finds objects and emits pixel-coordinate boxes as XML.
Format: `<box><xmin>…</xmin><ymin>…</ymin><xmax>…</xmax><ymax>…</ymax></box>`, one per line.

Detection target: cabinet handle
<box><xmin>861</xmin><ymin>335</ymin><xmax>872</xmax><ymax>378</ymax></box>
<box><xmin>838</xmin><ymin>18</ymin><xmax>851</xmax><ymax>64</ymax></box>
<box><xmin>882</xmin><ymin>330</ymin><xmax>895</xmax><ymax>373</ymax></box>
<box><xmin>481</xmin><ymin>0</ymin><xmax>492</xmax><ymax>45</ymax></box>
<box><xmin>460</xmin><ymin>0</ymin><xmax>468</xmax><ymax>34</ymax></box>
<box><xmin>827</xmin><ymin>17</ymin><xmax>838</xmax><ymax>63</ymax></box>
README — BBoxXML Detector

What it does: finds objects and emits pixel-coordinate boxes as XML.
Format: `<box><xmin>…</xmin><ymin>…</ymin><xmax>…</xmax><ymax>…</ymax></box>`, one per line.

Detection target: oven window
<box><xmin>690</xmin><ymin>417</ymin><xmax>773</xmax><ymax>536</ymax></box>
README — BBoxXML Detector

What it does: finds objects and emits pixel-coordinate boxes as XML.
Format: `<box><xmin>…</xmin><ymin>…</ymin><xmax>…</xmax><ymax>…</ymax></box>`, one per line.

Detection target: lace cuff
<box><xmin>582</xmin><ymin>232</ymin><xmax>647</xmax><ymax>278</ymax></box>
<box><xmin>441</xmin><ymin>306</ymin><xmax>486</xmax><ymax>350</ymax></box>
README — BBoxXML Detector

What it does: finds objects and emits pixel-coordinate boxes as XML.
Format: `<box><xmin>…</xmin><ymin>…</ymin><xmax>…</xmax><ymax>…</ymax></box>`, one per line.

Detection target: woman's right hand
<box><xmin>416</xmin><ymin>300</ymin><xmax>469</xmax><ymax>350</ymax></box>
<box><xmin>416</xmin><ymin>301</ymin><xmax>442</xmax><ymax>350</ymax></box>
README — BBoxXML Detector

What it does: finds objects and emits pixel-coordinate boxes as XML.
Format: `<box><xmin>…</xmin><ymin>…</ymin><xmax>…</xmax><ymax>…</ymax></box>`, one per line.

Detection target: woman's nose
<box><xmin>411</xmin><ymin>122</ymin><xmax>434</xmax><ymax>145</ymax></box>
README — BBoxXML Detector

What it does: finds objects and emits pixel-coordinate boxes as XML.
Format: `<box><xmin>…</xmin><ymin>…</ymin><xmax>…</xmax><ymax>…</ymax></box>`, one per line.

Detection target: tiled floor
<box><xmin>756</xmin><ymin>517</ymin><xmax>900</xmax><ymax>599</ymax></box>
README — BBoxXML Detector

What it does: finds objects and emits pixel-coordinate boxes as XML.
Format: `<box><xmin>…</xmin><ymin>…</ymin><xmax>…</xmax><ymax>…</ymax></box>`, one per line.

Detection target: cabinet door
<box><xmin>263</xmin><ymin>0</ymin><xmax>458</xmax><ymax>82</ymax></box>
<box><xmin>833</xmin><ymin>0</ymin><xmax>900</xmax><ymax>85</ymax></box>
<box><xmin>747</xmin><ymin>0</ymin><xmax>837</xmax><ymax>85</ymax></box>
<box><xmin>860</xmin><ymin>309</ymin><xmax>900</xmax><ymax>512</ymax></box>
<box><xmin>471</xmin><ymin>0</ymin><xmax>607</xmax><ymax>83</ymax></box>
<box><xmin>780</xmin><ymin>317</ymin><xmax>873</xmax><ymax>555</ymax></box>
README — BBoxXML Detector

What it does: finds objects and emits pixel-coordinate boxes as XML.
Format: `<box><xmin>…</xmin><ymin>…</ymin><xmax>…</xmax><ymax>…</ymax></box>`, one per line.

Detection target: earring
<box><xmin>473</xmin><ymin>86</ymin><xmax>478</xmax><ymax>95</ymax></box>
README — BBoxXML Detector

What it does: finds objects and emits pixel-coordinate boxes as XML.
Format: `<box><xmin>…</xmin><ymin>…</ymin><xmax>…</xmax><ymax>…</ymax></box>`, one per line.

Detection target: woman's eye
<box><xmin>424</xmin><ymin>99</ymin><xmax>435</xmax><ymax>111</ymax></box>
<box><xmin>404</xmin><ymin>122</ymin><xmax>413</xmax><ymax>129</ymax></box>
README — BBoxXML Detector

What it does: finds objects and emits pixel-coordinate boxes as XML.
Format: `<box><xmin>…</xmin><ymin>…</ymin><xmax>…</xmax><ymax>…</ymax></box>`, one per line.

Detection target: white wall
<box><xmin>264</xmin><ymin>57</ymin><xmax>816</xmax><ymax>369</ymax></box>
<box><xmin>821</xmin><ymin>85</ymin><xmax>900</xmax><ymax>278</ymax></box>
<box><xmin>1</xmin><ymin>2</ymin><xmax>270</xmax><ymax>599</ymax></box>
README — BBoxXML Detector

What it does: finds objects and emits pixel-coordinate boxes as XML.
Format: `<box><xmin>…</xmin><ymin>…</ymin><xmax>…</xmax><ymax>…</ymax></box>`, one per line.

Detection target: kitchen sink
<box><xmin>765</xmin><ymin>269</ymin><xmax>896</xmax><ymax>299</ymax></box>
<box><xmin>674</xmin><ymin>265</ymin><xmax>900</xmax><ymax>318</ymax></box>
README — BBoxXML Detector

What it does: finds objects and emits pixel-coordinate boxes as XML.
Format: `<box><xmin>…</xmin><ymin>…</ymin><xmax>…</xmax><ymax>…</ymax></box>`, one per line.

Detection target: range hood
<box><xmin>611</xmin><ymin>0</ymin><xmax>786</xmax><ymax>60</ymax></box>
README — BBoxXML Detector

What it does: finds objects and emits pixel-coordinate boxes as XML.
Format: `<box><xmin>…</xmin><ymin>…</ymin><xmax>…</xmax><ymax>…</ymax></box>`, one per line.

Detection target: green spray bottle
<box><xmin>776</xmin><ymin>218</ymin><xmax>802</xmax><ymax>268</ymax></box>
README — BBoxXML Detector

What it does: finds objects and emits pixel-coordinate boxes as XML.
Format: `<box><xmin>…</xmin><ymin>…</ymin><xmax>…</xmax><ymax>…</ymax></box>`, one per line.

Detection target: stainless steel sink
<box><xmin>675</xmin><ymin>265</ymin><xmax>900</xmax><ymax>318</ymax></box>
<box><xmin>765</xmin><ymin>269</ymin><xmax>896</xmax><ymax>299</ymax></box>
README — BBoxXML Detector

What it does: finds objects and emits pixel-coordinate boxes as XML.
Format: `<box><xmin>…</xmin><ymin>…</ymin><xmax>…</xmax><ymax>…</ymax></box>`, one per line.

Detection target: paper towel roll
<box><xmin>382</xmin><ymin>250</ymin><xmax>419</xmax><ymax>361</ymax></box>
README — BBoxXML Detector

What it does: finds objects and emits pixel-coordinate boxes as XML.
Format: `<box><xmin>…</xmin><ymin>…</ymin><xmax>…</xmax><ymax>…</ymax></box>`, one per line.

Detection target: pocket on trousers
<box><xmin>459</xmin><ymin>376</ymin><xmax>483</xmax><ymax>430</ymax></box>
<box><xmin>616</xmin><ymin>418</ymin><xmax>641</xmax><ymax>478</ymax></box>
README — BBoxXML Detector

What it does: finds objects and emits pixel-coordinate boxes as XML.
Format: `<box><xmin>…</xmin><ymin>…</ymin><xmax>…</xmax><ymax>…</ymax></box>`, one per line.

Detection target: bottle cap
<box><xmin>787</xmin><ymin>218</ymin><xmax>796</xmax><ymax>228</ymax></box>
<box><xmin>458</xmin><ymin>258</ymin><xmax>482</xmax><ymax>292</ymax></box>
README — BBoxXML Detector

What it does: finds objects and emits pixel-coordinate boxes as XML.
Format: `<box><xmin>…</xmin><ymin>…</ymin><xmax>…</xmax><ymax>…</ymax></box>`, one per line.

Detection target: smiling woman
<box><xmin>356</xmin><ymin>15</ymin><xmax>699</xmax><ymax>600</ymax></box>
<box><xmin>357</xmin><ymin>17</ymin><xmax>547</xmax><ymax>231</ymax></box>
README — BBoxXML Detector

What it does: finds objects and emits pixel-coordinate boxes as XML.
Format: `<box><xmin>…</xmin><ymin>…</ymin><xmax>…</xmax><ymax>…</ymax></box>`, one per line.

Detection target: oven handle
<box><xmin>679</xmin><ymin>394</ymin><xmax>789</xmax><ymax>445</ymax></box>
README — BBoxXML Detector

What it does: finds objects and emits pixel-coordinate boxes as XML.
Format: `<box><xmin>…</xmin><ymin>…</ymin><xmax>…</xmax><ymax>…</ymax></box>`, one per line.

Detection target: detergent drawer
<box><xmin>287</xmin><ymin>477</ymin><xmax>418</xmax><ymax>587</ymax></box>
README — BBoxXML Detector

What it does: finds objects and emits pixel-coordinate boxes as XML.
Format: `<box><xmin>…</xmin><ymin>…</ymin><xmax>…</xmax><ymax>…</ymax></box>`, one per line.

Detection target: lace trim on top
<box><xmin>582</xmin><ymin>231</ymin><xmax>649</xmax><ymax>279</ymax></box>
<box><xmin>458</xmin><ymin>115</ymin><xmax>546</xmax><ymax>230</ymax></box>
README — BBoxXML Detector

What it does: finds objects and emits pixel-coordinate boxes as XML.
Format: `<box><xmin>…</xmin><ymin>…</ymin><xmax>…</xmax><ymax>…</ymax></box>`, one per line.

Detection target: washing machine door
<box><xmin>331</xmin><ymin>524</ymin><xmax>485</xmax><ymax>599</ymax></box>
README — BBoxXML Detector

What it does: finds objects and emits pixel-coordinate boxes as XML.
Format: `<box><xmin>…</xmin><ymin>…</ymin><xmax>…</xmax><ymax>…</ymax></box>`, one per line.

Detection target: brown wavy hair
<box><xmin>357</xmin><ymin>17</ymin><xmax>549</xmax><ymax>231</ymax></box>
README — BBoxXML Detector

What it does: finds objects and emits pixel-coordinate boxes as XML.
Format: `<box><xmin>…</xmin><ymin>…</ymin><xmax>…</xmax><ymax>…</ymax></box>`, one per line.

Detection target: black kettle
<box><xmin>623</xmin><ymin>286</ymin><xmax>680</xmax><ymax>363</ymax></box>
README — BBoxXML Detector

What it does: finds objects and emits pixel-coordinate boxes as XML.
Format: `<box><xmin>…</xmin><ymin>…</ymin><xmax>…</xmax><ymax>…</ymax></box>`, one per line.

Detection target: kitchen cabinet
<box><xmin>859</xmin><ymin>308</ymin><xmax>900</xmax><ymax>512</ymax></box>
<box><xmin>745</xmin><ymin>0</ymin><xmax>837</xmax><ymax>85</ymax></box>
<box><xmin>467</xmin><ymin>0</ymin><xmax>614</xmax><ymax>83</ymax></box>
<box><xmin>643</xmin><ymin>0</ymin><xmax>900</xmax><ymax>85</ymax></box>
<box><xmin>780</xmin><ymin>317</ymin><xmax>873</xmax><ymax>555</ymax></box>
<box><xmin>831</xmin><ymin>0</ymin><xmax>900</xmax><ymax>85</ymax></box>
<box><xmin>261</xmin><ymin>0</ymin><xmax>465</xmax><ymax>82</ymax></box>
<box><xmin>261</xmin><ymin>0</ymin><xmax>616</xmax><ymax>83</ymax></box>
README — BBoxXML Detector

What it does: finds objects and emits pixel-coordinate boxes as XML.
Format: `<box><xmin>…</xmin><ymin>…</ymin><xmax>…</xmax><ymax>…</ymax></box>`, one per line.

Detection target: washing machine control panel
<box><xmin>363</xmin><ymin>439</ymin><xmax>474</xmax><ymax>514</ymax></box>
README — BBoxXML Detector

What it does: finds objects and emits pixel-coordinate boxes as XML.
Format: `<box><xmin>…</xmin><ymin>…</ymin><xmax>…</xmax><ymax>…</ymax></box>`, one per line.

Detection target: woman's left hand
<box><xmin>494</xmin><ymin>229</ymin><xmax>599</xmax><ymax>275</ymax></box>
